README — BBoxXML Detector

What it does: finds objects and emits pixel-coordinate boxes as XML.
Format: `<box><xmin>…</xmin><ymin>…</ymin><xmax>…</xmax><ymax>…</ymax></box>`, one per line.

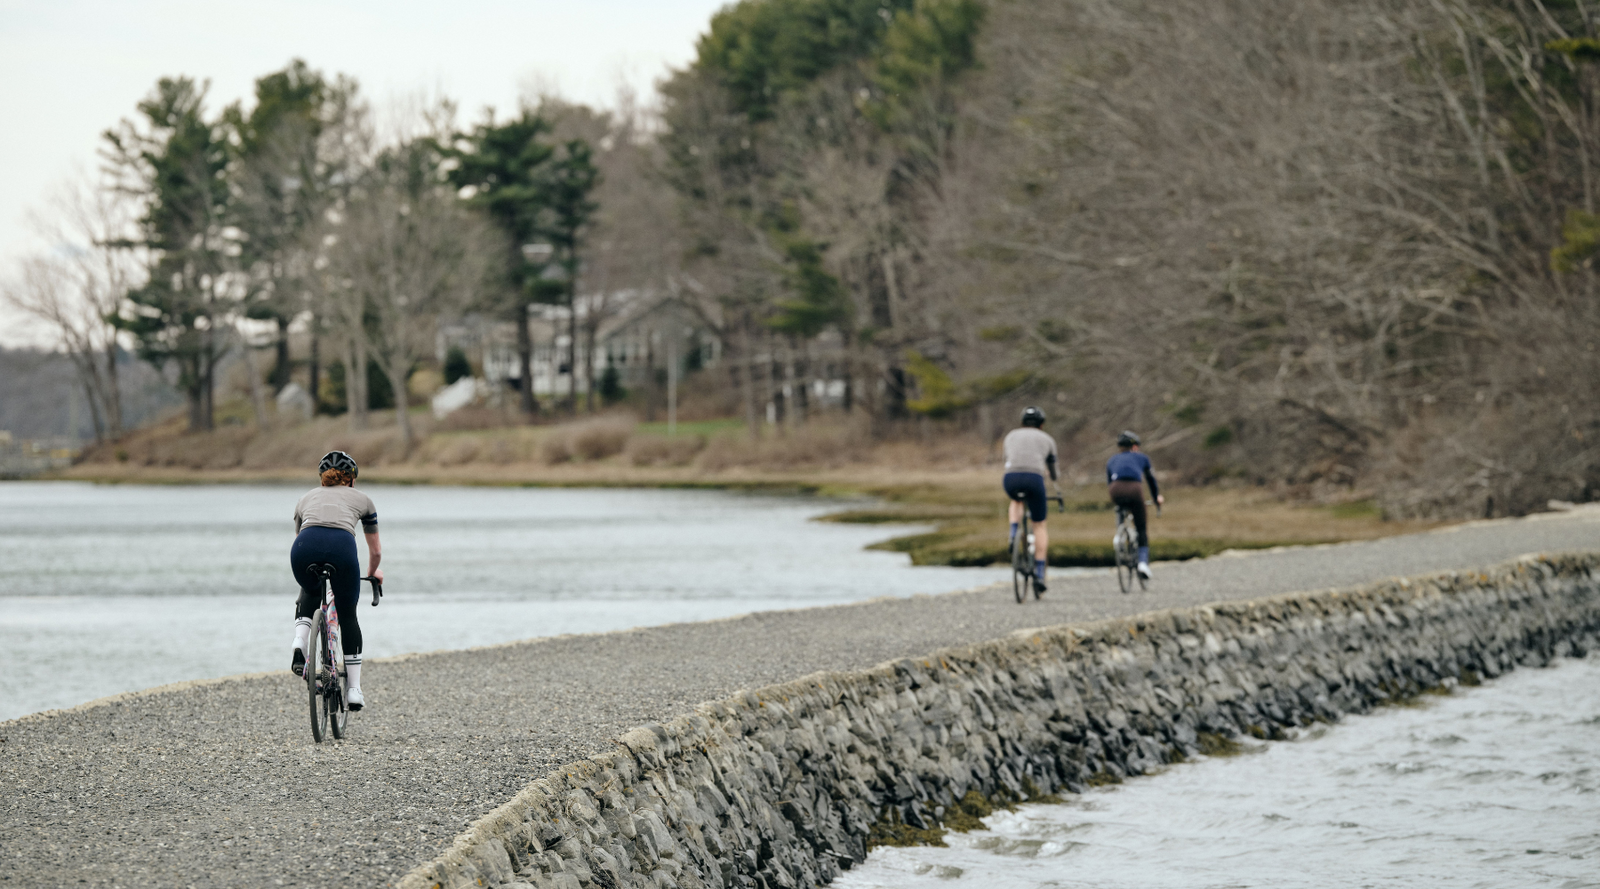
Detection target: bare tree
<box><xmin>321</xmin><ymin>139</ymin><xmax>499</xmax><ymax>447</ymax></box>
<box><xmin>4</xmin><ymin>179</ymin><xmax>143</xmax><ymax>442</ymax></box>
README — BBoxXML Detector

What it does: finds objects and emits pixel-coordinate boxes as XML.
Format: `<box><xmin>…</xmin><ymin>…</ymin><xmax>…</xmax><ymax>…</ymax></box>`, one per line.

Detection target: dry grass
<box><xmin>627</xmin><ymin>434</ymin><xmax>707</xmax><ymax>467</ymax></box>
<box><xmin>66</xmin><ymin>406</ymin><xmax>1456</xmax><ymax>563</ymax></box>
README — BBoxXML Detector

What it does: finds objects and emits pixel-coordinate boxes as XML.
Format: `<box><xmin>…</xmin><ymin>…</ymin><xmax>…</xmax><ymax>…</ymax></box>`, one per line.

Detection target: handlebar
<box><xmin>362</xmin><ymin>575</ymin><xmax>383</xmax><ymax>606</ymax></box>
<box><xmin>1052</xmin><ymin>486</ymin><xmax>1066</xmax><ymax>514</ymax></box>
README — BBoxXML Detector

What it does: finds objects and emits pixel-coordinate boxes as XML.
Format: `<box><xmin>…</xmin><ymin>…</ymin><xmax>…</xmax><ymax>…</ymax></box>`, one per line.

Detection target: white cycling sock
<box><xmin>293</xmin><ymin>618</ymin><xmax>311</xmax><ymax>652</ymax></box>
<box><xmin>345</xmin><ymin>656</ymin><xmax>362</xmax><ymax>691</ymax></box>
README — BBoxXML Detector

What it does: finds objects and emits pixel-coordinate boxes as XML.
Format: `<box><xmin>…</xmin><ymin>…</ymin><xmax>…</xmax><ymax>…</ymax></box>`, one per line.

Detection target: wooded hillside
<box><xmin>658</xmin><ymin>0</ymin><xmax>1600</xmax><ymax>517</ymax></box>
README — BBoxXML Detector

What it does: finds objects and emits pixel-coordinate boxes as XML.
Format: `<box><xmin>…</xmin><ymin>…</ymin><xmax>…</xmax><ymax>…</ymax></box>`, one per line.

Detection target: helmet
<box><xmin>1116</xmin><ymin>430</ymin><xmax>1141</xmax><ymax>447</ymax></box>
<box><xmin>319</xmin><ymin>450</ymin><xmax>359</xmax><ymax>479</ymax></box>
<box><xmin>1020</xmin><ymin>407</ymin><xmax>1046</xmax><ymax>428</ymax></box>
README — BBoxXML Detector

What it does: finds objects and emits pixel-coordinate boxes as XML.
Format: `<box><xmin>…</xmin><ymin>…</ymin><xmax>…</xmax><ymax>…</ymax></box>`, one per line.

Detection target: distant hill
<box><xmin>0</xmin><ymin>347</ymin><xmax>181</xmax><ymax>442</ymax></box>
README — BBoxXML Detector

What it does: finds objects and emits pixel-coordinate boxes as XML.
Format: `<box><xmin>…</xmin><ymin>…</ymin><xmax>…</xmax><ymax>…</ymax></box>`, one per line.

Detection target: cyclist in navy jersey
<box><xmin>1106</xmin><ymin>431</ymin><xmax>1163</xmax><ymax>579</ymax></box>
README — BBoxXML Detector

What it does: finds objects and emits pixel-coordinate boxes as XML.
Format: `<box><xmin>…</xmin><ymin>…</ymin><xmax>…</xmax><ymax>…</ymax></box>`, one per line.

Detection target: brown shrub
<box><xmin>435</xmin><ymin>437</ymin><xmax>482</xmax><ymax>467</ymax></box>
<box><xmin>536</xmin><ymin>416</ymin><xmax>636</xmax><ymax>464</ymax></box>
<box><xmin>438</xmin><ymin>406</ymin><xmax>513</xmax><ymax>432</ymax></box>
<box><xmin>697</xmin><ymin>421</ymin><xmax>868</xmax><ymax>471</ymax></box>
<box><xmin>569</xmin><ymin>417</ymin><xmax>635</xmax><ymax>461</ymax></box>
<box><xmin>627</xmin><ymin>434</ymin><xmax>707</xmax><ymax>467</ymax></box>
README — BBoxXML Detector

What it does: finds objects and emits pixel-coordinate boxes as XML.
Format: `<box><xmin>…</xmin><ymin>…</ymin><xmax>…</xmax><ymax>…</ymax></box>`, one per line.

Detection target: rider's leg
<box><xmin>1033</xmin><ymin>519</ymin><xmax>1049</xmax><ymax>581</ymax></box>
<box><xmin>1008</xmin><ymin>498</ymin><xmax>1023</xmax><ymax>544</ymax></box>
<box><xmin>1130</xmin><ymin>498</ymin><xmax>1151</xmax><ymax>575</ymax></box>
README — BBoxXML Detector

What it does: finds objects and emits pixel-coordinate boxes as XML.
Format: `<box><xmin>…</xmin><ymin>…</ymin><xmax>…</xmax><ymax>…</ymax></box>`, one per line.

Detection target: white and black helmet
<box><xmin>1116</xmin><ymin>430</ymin><xmax>1141</xmax><ymax>447</ymax></box>
<box><xmin>319</xmin><ymin>450</ymin><xmax>359</xmax><ymax>479</ymax></box>
<box><xmin>1020</xmin><ymin>406</ymin><xmax>1047</xmax><ymax>428</ymax></box>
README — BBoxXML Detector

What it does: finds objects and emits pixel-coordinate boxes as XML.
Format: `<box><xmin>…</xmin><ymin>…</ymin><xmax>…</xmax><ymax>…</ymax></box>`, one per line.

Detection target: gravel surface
<box><xmin>2</xmin><ymin>508</ymin><xmax>1596</xmax><ymax>889</ymax></box>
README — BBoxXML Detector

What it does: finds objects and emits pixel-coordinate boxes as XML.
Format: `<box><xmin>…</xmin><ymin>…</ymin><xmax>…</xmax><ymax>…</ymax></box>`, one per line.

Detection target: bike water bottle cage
<box><xmin>319</xmin><ymin>450</ymin><xmax>359</xmax><ymax>479</ymax></box>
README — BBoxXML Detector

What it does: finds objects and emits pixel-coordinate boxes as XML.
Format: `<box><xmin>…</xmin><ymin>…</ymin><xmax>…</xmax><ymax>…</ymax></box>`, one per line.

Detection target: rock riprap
<box><xmin>403</xmin><ymin>554</ymin><xmax>1600</xmax><ymax>889</ymax></box>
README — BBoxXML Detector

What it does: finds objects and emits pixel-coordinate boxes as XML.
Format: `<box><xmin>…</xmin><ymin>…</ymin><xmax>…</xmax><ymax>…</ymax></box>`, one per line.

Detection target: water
<box><xmin>0</xmin><ymin>481</ymin><xmax>1009</xmax><ymax>721</ymax></box>
<box><xmin>835</xmin><ymin>655</ymin><xmax>1600</xmax><ymax>889</ymax></box>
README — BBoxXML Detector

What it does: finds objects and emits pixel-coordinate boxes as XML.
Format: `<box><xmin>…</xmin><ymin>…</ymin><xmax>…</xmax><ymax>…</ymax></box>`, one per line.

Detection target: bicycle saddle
<box><xmin>307</xmin><ymin>562</ymin><xmax>337</xmax><ymax>579</ymax></box>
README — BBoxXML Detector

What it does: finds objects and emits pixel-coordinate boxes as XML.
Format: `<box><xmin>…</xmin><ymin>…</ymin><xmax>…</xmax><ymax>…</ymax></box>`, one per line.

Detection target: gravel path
<box><xmin>2</xmin><ymin>508</ymin><xmax>1596</xmax><ymax>888</ymax></box>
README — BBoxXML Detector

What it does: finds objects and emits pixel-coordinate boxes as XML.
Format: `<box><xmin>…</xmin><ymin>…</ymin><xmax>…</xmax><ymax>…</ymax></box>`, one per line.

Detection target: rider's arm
<box><xmin>1046</xmin><ymin>452</ymin><xmax>1058</xmax><ymax>482</ymax></box>
<box><xmin>365</xmin><ymin>530</ymin><xmax>383</xmax><ymax>580</ymax></box>
<box><xmin>1143</xmin><ymin>464</ymin><xmax>1162</xmax><ymax>503</ymax></box>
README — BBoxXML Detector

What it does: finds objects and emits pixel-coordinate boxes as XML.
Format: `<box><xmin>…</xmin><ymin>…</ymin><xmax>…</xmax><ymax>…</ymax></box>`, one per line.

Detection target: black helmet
<box><xmin>319</xmin><ymin>450</ymin><xmax>359</xmax><ymax>479</ymax></box>
<box><xmin>1020</xmin><ymin>406</ymin><xmax>1046</xmax><ymax>428</ymax></box>
<box><xmin>1116</xmin><ymin>430</ymin><xmax>1141</xmax><ymax>447</ymax></box>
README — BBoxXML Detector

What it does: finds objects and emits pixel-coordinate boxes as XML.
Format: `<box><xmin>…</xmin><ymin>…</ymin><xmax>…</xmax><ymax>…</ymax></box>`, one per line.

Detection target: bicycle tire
<box><xmin>328</xmin><ymin>651</ymin><xmax>348</xmax><ymax>740</ymax></box>
<box><xmin>1113</xmin><ymin>520</ymin><xmax>1133</xmax><ymax>594</ymax></box>
<box><xmin>1012</xmin><ymin>516</ymin><xmax>1031</xmax><ymax>604</ymax></box>
<box><xmin>308</xmin><ymin>610</ymin><xmax>328</xmax><ymax>743</ymax></box>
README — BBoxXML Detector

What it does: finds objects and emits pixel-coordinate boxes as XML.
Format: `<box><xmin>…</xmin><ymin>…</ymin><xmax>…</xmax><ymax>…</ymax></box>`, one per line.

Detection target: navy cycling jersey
<box><xmin>1105</xmin><ymin>451</ymin><xmax>1160</xmax><ymax>499</ymax></box>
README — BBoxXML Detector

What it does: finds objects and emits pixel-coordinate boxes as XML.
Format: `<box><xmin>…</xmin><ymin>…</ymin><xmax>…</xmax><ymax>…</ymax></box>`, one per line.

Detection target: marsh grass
<box><xmin>70</xmin><ymin>407</ymin><xmax>1449</xmax><ymax>562</ymax></box>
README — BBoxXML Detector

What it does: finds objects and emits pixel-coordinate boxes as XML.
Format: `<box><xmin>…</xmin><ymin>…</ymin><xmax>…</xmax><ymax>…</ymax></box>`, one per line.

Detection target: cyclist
<box><xmin>1106</xmin><ymin>430</ymin><xmax>1163</xmax><ymax>580</ymax></box>
<box><xmin>289</xmin><ymin>450</ymin><xmax>382</xmax><ymax>711</ymax></box>
<box><xmin>1002</xmin><ymin>406</ymin><xmax>1058</xmax><ymax>592</ymax></box>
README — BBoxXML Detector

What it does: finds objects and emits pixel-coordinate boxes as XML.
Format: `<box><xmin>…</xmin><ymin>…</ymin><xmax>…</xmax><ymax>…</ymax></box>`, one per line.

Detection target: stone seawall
<box><xmin>400</xmin><ymin>553</ymin><xmax>1600</xmax><ymax>889</ymax></box>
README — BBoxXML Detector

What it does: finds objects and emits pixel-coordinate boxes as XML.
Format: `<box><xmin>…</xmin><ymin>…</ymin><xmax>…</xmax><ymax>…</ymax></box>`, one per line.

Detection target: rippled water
<box><xmin>0</xmin><ymin>481</ymin><xmax>1010</xmax><ymax>720</ymax></box>
<box><xmin>835</xmin><ymin>654</ymin><xmax>1600</xmax><ymax>889</ymax></box>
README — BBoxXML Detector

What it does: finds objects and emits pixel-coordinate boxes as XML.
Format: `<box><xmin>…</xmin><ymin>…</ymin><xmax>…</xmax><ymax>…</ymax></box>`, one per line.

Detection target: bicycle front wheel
<box><xmin>307</xmin><ymin>610</ymin><xmax>329</xmax><ymax>743</ymax></box>
<box><xmin>1012</xmin><ymin>523</ymin><xmax>1031</xmax><ymax>604</ymax></box>
<box><xmin>1113</xmin><ymin>529</ymin><xmax>1133</xmax><ymax>594</ymax></box>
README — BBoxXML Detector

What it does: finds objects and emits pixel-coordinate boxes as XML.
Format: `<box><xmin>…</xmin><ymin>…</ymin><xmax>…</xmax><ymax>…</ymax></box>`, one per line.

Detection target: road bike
<box><xmin>1112</xmin><ymin>501</ymin><xmax>1159</xmax><ymax>593</ymax></box>
<box><xmin>302</xmin><ymin>563</ymin><xmax>382</xmax><ymax>743</ymax></box>
<box><xmin>1009</xmin><ymin>488</ymin><xmax>1064</xmax><ymax>603</ymax></box>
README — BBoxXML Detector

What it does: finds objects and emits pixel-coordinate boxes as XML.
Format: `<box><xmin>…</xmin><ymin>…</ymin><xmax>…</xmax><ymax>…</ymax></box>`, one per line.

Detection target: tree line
<box><xmin>9</xmin><ymin>0</ymin><xmax>1600</xmax><ymax>516</ymax></box>
<box><xmin>5</xmin><ymin>60</ymin><xmax>624</xmax><ymax>447</ymax></box>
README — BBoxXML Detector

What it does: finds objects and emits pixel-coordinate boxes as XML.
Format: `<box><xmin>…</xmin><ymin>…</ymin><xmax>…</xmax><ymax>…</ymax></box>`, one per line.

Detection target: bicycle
<box><xmin>1112</xmin><ymin>501</ymin><xmax>1159</xmax><ymax>593</ymax></box>
<box><xmin>302</xmin><ymin>563</ymin><xmax>382</xmax><ymax>743</ymax></box>
<box><xmin>1009</xmin><ymin>488</ymin><xmax>1064</xmax><ymax>603</ymax></box>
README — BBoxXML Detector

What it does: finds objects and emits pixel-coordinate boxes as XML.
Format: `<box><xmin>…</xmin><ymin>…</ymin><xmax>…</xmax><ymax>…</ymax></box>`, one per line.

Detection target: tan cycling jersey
<box><xmin>1003</xmin><ymin>427</ymin><xmax>1058</xmax><ymax>478</ymax></box>
<box><xmin>294</xmin><ymin>486</ymin><xmax>379</xmax><ymax>536</ymax></box>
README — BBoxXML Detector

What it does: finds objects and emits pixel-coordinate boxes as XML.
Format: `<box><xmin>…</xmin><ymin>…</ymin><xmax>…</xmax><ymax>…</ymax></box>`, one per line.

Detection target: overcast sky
<box><xmin>0</xmin><ymin>0</ymin><xmax>727</xmax><ymax>345</ymax></box>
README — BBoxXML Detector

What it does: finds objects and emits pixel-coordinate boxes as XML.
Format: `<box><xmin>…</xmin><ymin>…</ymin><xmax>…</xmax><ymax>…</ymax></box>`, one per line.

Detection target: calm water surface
<box><xmin>0</xmin><ymin>481</ymin><xmax>1010</xmax><ymax>720</ymax></box>
<box><xmin>835</xmin><ymin>654</ymin><xmax>1600</xmax><ymax>889</ymax></box>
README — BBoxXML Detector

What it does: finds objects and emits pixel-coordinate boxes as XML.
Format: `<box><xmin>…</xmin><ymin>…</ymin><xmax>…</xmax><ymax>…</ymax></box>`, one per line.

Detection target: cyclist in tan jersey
<box><xmin>290</xmin><ymin>451</ymin><xmax>383</xmax><ymax>710</ymax></box>
<box><xmin>1002</xmin><ymin>407</ymin><xmax>1058</xmax><ymax>591</ymax></box>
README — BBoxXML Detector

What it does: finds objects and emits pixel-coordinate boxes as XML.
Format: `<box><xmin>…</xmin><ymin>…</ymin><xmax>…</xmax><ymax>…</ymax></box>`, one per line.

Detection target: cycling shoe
<box><xmin>346</xmin><ymin>687</ymin><xmax>365</xmax><ymax>711</ymax></box>
<box><xmin>291</xmin><ymin>647</ymin><xmax>306</xmax><ymax>677</ymax></box>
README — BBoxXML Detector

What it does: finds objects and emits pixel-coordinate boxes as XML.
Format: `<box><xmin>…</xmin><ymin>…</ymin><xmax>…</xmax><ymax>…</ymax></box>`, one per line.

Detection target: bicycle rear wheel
<box><xmin>308</xmin><ymin>610</ymin><xmax>328</xmax><ymax>743</ymax></box>
<box><xmin>1113</xmin><ymin>525</ymin><xmax>1133</xmax><ymax>594</ymax></box>
<box><xmin>328</xmin><ymin>666</ymin><xmax>348</xmax><ymax>740</ymax></box>
<box><xmin>1011</xmin><ymin>518</ymin><xmax>1031</xmax><ymax>604</ymax></box>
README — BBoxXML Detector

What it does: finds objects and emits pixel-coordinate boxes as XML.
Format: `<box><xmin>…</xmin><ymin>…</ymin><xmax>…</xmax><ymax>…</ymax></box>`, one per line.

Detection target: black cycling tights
<box><xmin>291</xmin><ymin>526</ymin><xmax>362</xmax><ymax>656</ymax></box>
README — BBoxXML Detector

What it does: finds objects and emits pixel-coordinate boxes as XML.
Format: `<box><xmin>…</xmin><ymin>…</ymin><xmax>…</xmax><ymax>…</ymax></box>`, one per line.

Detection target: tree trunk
<box><xmin>103</xmin><ymin>341</ymin><xmax>123</xmax><ymax>437</ymax></box>
<box><xmin>347</xmin><ymin>335</ymin><xmax>369</xmax><ymax>430</ymax></box>
<box><xmin>80</xmin><ymin>377</ymin><xmax>106</xmax><ymax>443</ymax></box>
<box><xmin>240</xmin><ymin>333</ymin><xmax>270</xmax><ymax>429</ymax></box>
<box><xmin>736</xmin><ymin>320</ymin><xmax>759</xmax><ymax>438</ymax></box>
<box><xmin>309</xmin><ymin>326</ymin><xmax>321</xmax><ymax>415</ymax></box>
<box><xmin>516</xmin><ymin>301</ymin><xmax>538</xmax><ymax>417</ymax></box>
<box><xmin>388</xmin><ymin>361</ymin><xmax>413</xmax><ymax>449</ymax></box>
<box><xmin>566</xmin><ymin>291</ymin><xmax>579</xmax><ymax>413</ymax></box>
<box><xmin>270</xmin><ymin>317</ymin><xmax>292</xmax><ymax>392</ymax></box>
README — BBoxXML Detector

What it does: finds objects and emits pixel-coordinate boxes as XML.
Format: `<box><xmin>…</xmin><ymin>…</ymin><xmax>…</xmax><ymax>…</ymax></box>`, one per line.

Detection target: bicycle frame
<box><xmin>321</xmin><ymin>580</ymin><xmax>344</xmax><ymax>683</ymax></box>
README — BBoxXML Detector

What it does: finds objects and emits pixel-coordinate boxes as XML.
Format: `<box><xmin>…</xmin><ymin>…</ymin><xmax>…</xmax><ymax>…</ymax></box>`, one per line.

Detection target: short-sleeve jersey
<box><xmin>1003</xmin><ymin>427</ymin><xmax>1058</xmax><ymax>478</ymax></box>
<box><xmin>294</xmin><ymin>486</ymin><xmax>379</xmax><ymax>536</ymax></box>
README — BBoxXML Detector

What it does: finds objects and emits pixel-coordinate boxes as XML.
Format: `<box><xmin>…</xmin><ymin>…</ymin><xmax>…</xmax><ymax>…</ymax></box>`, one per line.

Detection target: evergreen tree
<box><xmin>104</xmin><ymin>77</ymin><xmax>233</xmax><ymax>432</ymax></box>
<box><xmin>447</xmin><ymin>111</ymin><xmax>555</xmax><ymax>416</ymax></box>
